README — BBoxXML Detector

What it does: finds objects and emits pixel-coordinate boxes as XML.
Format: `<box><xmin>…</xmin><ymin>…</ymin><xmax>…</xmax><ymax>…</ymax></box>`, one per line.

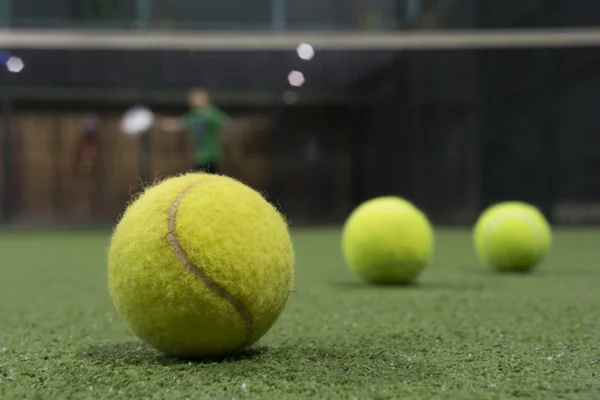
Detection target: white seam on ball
<box><xmin>484</xmin><ymin>212</ymin><xmax>543</xmax><ymax>258</ymax></box>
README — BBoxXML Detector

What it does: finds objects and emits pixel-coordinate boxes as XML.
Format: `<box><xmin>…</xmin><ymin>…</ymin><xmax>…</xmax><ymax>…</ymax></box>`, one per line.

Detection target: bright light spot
<box><xmin>288</xmin><ymin>71</ymin><xmax>305</xmax><ymax>87</ymax></box>
<box><xmin>120</xmin><ymin>106</ymin><xmax>155</xmax><ymax>135</ymax></box>
<box><xmin>297</xmin><ymin>43</ymin><xmax>314</xmax><ymax>60</ymax></box>
<box><xmin>282</xmin><ymin>91</ymin><xmax>298</xmax><ymax>105</ymax></box>
<box><xmin>6</xmin><ymin>56</ymin><xmax>24</xmax><ymax>73</ymax></box>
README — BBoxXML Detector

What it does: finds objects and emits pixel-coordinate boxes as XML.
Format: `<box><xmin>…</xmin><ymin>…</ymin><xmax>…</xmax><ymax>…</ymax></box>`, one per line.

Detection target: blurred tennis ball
<box><xmin>474</xmin><ymin>201</ymin><xmax>552</xmax><ymax>272</ymax></box>
<box><xmin>342</xmin><ymin>196</ymin><xmax>434</xmax><ymax>284</ymax></box>
<box><xmin>108</xmin><ymin>173</ymin><xmax>294</xmax><ymax>358</ymax></box>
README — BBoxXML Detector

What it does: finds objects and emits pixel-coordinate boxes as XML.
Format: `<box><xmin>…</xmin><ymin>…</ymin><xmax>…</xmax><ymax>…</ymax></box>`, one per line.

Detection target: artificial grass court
<box><xmin>0</xmin><ymin>229</ymin><xmax>598</xmax><ymax>399</ymax></box>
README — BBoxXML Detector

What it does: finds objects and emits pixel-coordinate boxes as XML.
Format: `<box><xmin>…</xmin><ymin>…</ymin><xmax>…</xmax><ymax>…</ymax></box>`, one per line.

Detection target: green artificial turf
<box><xmin>0</xmin><ymin>228</ymin><xmax>599</xmax><ymax>399</ymax></box>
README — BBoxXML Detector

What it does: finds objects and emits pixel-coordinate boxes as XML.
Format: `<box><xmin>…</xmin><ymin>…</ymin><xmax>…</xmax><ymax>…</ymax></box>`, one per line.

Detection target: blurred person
<box><xmin>73</xmin><ymin>113</ymin><xmax>102</xmax><ymax>177</ymax></box>
<box><xmin>73</xmin><ymin>113</ymin><xmax>104</xmax><ymax>222</ymax></box>
<box><xmin>161</xmin><ymin>88</ymin><xmax>231</xmax><ymax>174</ymax></box>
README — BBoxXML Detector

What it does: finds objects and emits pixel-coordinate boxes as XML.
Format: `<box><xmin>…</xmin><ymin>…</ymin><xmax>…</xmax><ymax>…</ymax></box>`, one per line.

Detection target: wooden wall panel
<box><xmin>0</xmin><ymin>121</ymin><xmax>4</xmax><ymax>216</ymax></box>
<box><xmin>15</xmin><ymin>113</ymin><xmax>58</xmax><ymax>222</ymax></box>
<box><xmin>4</xmin><ymin>111</ymin><xmax>284</xmax><ymax>225</ymax></box>
<box><xmin>103</xmin><ymin>116</ymin><xmax>142</xmax><ymax>223</ymax></box>
<box><xmin>150</xmin><ymin>129</ymin><xmax>194</xmax><ymax>180</ymax></box>
<box><xmin>223</xmin><ymin>115</ymin><xmax>273</xmax><ymax>191</ymax></box>
<box><xmin>56</xmin><ymin>114</ymin><xmax>103</xmax><ymax>223</ymax></box>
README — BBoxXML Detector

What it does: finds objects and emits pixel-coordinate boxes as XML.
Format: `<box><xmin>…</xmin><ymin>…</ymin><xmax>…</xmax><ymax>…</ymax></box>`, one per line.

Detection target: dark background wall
<box><xmin>3</xmin><ymin>0</ymin><xmax>600</xmax><ymax>226</ymax></box>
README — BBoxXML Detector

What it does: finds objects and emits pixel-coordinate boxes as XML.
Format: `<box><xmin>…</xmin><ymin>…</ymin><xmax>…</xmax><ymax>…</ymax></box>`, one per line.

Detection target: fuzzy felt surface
<box><xmin>474</xmin><ymin>202</ymin><xmax>552</xmax><ymax>271</ymax></box>
<box><xmin>108</xmin><ymin>173</ymin><xmax>294</xmax><ymax>357</ymax></box>
<box><xmin>342</xmin><ymin>197</ymin><xmax>434</xmax><ymax>284</ymax></box>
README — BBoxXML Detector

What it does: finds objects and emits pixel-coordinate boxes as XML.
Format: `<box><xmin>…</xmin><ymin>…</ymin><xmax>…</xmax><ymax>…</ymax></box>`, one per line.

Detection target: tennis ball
<box><xmin>474</xmin><ymin>201</ymin><xmax>552</xmax><ymax>272</ymax></box>
<box><xmin>108</xmin><ymin>173</ymin><xmax>294</xmax><ymax>358</ymax></box>
<box><xmin>342</xmin><ymin>196</ymin><xmax>434</xmax><ymax>284</ymax></box>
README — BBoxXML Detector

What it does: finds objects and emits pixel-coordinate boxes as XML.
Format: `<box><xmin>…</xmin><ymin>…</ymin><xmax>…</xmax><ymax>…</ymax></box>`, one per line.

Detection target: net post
<box><xmin>406</xmin><ymin>0</ymin><xmax>421</xmax><ymax>21</ymax></box>
<box><xmin>271</xmin><ymin>0</ymin><xmax>286</xmax><ymax>31</ymax></box>
<box><xmin>536</xmin><ymin>2</ymin><xmax>557</xmax><ymax>223</ymax></box>
<box><xmin>408</xmin><ymin>52</ymin><xmax>423</xmax><ymax>211</ymax></box>
<box><xmin>139</xmin><ymin>132</ymin><xmax>151</xmax><ymax>185</ymax></box>
<box><xmin>1</xmin><ymin>73</ymin><xmax>13</xmax><ymax>223</ymax></box>
<box><xmin>135</xmin><ymin>0</ymin><xmax>152</xmax><ymax>29</ymax></box>
<box><xmin>0</xmin><ymin>0</ymin><xmax>11</xmax><ymax>27</ymax></box>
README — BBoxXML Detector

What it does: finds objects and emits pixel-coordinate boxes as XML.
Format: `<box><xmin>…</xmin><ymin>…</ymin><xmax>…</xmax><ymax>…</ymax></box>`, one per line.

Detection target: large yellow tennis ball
<box><xmin>474</xmin><ymin>201</ymin><xmax>552</xmax><ymax>272</ymax></box>
<box><xmin>108</xmin><ymin>173</ymin><xmax>294</xmax><ymax>358</ymax></box>
<box><xmin>342</xmin><ymin>196</ymin><xmax>434</xmax><ymax>284</ymax></box>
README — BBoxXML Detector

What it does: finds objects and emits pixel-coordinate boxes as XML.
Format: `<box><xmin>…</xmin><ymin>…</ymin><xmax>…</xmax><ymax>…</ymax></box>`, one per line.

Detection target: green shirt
<box><xmin>182</xmin><ymin>106</ymin><xmax>228</xmax><ymax>164</ymax></box>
